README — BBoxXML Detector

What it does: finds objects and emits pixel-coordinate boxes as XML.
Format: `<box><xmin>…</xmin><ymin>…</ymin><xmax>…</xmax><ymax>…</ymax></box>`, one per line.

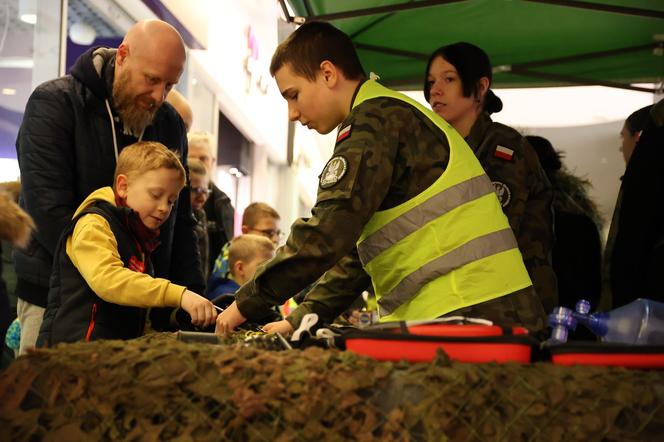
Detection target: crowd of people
<box><xmin>0</xmin><ymin>19</ymin><xmax>661</xmax><ymax>361</ymax></box>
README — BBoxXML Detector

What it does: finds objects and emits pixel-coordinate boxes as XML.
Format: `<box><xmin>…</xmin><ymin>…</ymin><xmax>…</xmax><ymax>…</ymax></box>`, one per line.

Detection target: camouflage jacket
<box><xmin>234</xmin><ymin>88</ymin><xmax>451</xmax><ymax>323</ymax></box>
<box><xmin>466</xmin><ymin>113</ymin><xmax>557</xmax><ymax>313</ymax></box>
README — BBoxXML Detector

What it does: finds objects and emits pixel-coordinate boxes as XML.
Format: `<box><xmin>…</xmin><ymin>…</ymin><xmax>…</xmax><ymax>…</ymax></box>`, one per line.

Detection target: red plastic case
<box><xmin>342</xmin><ymin>323</ymin><xmax>537</xmax><ymax>364</ymax></box>
<box><xmin>545</xmin><ymin>342</ymin><xmax>664</xmax><ymax>369</ymax></box>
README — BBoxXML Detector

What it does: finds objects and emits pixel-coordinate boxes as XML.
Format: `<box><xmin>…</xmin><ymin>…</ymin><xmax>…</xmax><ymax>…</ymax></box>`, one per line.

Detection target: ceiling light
<box><xmin>18</xmin><ymin>0</ymin><xmax>37</xmax><ymax>24</ymax></box>
<box><xmin>69</xmin><ymin>22</ymin><xmax>97</xmax><ymax>45</ymax></box>
<box><xmin>2</xmin><ymin>88</ymin><xmax>16</xmax><ymax>95</ymax></box>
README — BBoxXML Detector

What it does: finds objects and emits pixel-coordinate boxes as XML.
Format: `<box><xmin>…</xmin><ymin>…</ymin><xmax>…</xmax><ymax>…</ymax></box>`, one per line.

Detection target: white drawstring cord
<box><xmin>105</xmin><ymin>99</ymin><xmax>146</xmax><ymax>162</ymax></box>
<box><xmin>104</xmin><ymin>99</ymin><xmax>119</xmax><ymax>162</ymax></box>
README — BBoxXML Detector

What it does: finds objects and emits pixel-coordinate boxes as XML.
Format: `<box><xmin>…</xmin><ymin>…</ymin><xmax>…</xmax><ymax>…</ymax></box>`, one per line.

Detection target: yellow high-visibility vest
<box><xmin>355</xmin><ymin>80</ymin><xmax>532</xmax><ymax>322</ymax></box>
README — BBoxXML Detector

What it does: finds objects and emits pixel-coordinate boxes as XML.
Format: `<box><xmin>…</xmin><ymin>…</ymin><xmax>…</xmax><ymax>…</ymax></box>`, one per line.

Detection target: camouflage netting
<box><xmin>1</xmin><ymin>332</ymin><xmax>663</xmax><ymax>441</ymax></box>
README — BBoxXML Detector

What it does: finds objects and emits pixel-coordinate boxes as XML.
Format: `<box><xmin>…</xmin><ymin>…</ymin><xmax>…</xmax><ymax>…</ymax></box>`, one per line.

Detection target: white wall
<box><xmin>522</xmin><ymin>121</ymin><xmax>623</xmax><ymax>235</ymax></box>
<box><xmin>189</xmin><ymin>0</ymin><xmax>287</xmax><ymax>165</ymax></box>
<box><xmin>494</xmin><ymin>86</ymin><xmax>653</xmax><ymax>237</ymax></box>
<box><xmin>174</xmin><ymin>1</ymin><xmax>290</xmax><ymax>235</ymax></box>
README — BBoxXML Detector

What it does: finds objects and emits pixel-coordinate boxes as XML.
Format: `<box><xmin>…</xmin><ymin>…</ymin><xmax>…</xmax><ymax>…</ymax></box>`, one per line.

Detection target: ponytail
<box><xmin>484</xmin><ymin>89</ymin><xmax>503</xmax><ymax>115</ymax></box>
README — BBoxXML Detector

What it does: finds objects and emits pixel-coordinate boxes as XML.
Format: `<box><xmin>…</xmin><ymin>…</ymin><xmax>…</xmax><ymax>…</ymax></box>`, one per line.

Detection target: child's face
<box><xmin>189</xmin><ymin>173</ymin><xmax>210</xmax><ymax>211</ymax></box>
<box><xmin>116</xmin><ymin>167</ymin><xmax>183</xmax><ymax>230</ymax></box>
<box><xmin>275</xmin><ymin>63</ymin><xmax>342</xmax><ymax>135</ymax></box>
<box><xmin>236</xmin><ymin>251</ymin><xmax>275</xmax><ymax>286</ymax></box>
<box><xmin>246</xmin><ymin>216</ymin><xmax>281</xmax><ymax>246</ymax></box>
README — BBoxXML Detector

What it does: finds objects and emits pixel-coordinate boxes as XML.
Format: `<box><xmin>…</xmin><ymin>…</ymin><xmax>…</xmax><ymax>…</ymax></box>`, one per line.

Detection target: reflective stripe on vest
<box><xmin>358</xmin><ymin>174</ymin><xmax>495</xmax><ymax>266</ymax></box>
<box><xmin>376</xmin><ymin>228</ymin><xmax>517</xmax><ymax>316</ymax></box>
<box><xmin>354</xmin><ymin>80</ymin><xmax>531</xmax><ymax>321</ymax></box>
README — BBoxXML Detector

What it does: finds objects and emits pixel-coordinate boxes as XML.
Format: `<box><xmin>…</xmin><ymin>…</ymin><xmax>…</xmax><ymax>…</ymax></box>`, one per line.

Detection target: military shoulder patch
<box><xmin>320</xmin><ymin>156</ymin><xmax>348</xmax><ymax>189</ymax></box>
<box><xmin>492</xmin><ymin>181</ymin><xmax>512</xmax><ymax>207</ymax></box>
<box><xmin>494</xmin><ymin>145</ymin><xmax>514</xmax><ymax>161</ymax></box>
<box><xmin>336</xmin><ymin>125</ymin><xmax>352</xmax><ymax>144</ymax></box>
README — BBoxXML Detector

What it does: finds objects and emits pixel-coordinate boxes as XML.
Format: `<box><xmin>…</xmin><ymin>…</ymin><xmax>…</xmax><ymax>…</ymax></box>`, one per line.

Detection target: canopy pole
<box><xmin>298</xmin><ymin>0</ymin><xmax>466</xmax><ymax>21</ymax></box>
<box><xmin>355</xmin><ymin>43</ymin><xmax>429</xmax><ymax>61</ymax></box>
<box><xmin>509</xmin><ymin>68</ymin><xmax>656</xmax><ymax>93</ymax></box>
<box><xmin>523</xmin><ymin>0</ymin><xmax>664</xmax><ymax>19</ymax></box>
<box><xmin>278</xmin><ymin>0</ymin><xmax>294</xmax><ymax>23</ymax></box>
<box><xmin>516</xmin><ymin>44</ymin><xmax>657</xmax><ymax>69</ymax></box>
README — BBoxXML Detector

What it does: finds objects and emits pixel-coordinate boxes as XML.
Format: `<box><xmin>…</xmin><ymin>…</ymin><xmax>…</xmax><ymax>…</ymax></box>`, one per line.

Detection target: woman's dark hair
<box><xmin>424</xmin><ymin>42</ymin><xmax>503</xmax><ymax>114</ymax></box>
<box><xmin>526</xmin><ymin>135</ymin><xmax>563</xmax><ymax>175</ymax></box>
<box><xmin>625</xmin><ymin>105</ymin><xmax>652</xmax><ymax>135</ymax></box>
<box><xmin>526</xmin><ymin>135</ymin><xmax>604</xmax><ymax>229</ymax></box>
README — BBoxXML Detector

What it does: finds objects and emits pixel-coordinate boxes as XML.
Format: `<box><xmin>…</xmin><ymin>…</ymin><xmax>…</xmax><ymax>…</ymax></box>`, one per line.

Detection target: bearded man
<box><xmin>14</xmin><ymin>19</ymin><xmax>204</xmax><ymax>354</ymax></box>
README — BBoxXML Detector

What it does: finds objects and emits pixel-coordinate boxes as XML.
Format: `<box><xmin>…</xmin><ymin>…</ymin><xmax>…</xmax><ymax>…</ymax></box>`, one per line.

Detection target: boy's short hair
<box><xmin>242</xmin><ymin>202</ymin><xmax>280</xmax><ymax>227</ymax></box>
<box><xmin>188</xmin><ymin>158</ymin><xmax>208</xmax><ymax>178</ymax></box>
<box><xmin>228</xmin><ymin>234</ymin><xmax>276</xmax><ymax>275</ymax></box>
<box><xmin>187</xmin><ymin>131</ymin><xmax>215</xmax><ymax>156</ymax></box>
<box><xmin>114</xmin><ymin>141</ymin><xmax>186</xmax><ymax>189</ymax></box>
<box><xmin>269</xmin><ymin>21</ymin><xmax>365</xmax><ymax>82</ymax></box>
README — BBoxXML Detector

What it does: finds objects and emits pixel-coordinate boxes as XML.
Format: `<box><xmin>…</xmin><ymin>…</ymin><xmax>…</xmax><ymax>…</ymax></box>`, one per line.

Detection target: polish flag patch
<box><xmin>336</xmin><ymin>125</ymin><xmax>352</xmax><ymax>143</ymax></box>
<box><xmin>494</xmin><ymin>145</ymin><xmax>514</xmax><ymax>161</ymax></box>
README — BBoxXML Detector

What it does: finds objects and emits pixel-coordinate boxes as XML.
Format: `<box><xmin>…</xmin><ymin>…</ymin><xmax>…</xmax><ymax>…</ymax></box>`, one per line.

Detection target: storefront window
<box><xmin>0</xmin><ymin>0</ymin><xmax>64</xmax><ymax>182</ymax></box>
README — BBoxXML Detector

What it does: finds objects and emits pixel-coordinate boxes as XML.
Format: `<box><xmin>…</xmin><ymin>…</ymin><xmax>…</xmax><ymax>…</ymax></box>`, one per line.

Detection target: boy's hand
<box><xmin>215</xmin><ymin>301</ymin><xmax>246</xmax><ymax>335</ymax></box>
<box><xmin>263</xmin><ymin>320</ymin><xmax>294</xmax><ymax>336</ymax></box>
<box><xmin>181</xmin><ymin>290</ymin><xmax>217</xmax><ymax>328</ymax></box>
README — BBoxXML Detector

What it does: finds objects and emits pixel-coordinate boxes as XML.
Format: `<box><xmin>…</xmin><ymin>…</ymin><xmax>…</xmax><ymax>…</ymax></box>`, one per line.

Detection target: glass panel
<box><xmin>0</xmin><ymin>0</ymin><xmax>63</xmax><ymax>181</ymax></box>
<box><xmin>0</xmin><ymin>0</ymin><xmax>34</xmax><ymax>178</ymax></box>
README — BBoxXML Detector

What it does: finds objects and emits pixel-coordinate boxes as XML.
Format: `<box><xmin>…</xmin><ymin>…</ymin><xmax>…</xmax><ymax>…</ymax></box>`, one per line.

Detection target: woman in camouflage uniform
<box><xmin>424</xmin><ymin>43</ymin><xmax>557</xmax><ymax>314</ymax></box>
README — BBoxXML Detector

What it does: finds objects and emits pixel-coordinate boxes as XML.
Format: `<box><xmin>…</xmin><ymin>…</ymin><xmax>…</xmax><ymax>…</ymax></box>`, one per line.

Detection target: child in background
<box><xmin>208</xmin><ymin>234</ymin><xmax>278</xmax><ymax>326</ymax></box>
<box><xmin>188</xmin><ymin>158</ymin><xmax>211</xmax><ymax>282</ymax></box>
<box><xmin>38</xmin><ymin>142</ymin><xmax>216</xmax><ymax>346</ymax></box>
<box><xmin>206</xmin><ymin>202</ymin><xmax>281</xmax><ymax>297</ymax></box>
<box><xmin>208</xmin><ymin>234</ymin><xmax>276</xmax><ymax>300</ymax></box>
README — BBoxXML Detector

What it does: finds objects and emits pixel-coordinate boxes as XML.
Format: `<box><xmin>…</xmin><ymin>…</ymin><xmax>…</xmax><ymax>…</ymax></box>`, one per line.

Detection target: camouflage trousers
<box><xmin>445</xmin><ymin>286</ymin><xmax>547</xmax><ymax>336</ymax></box>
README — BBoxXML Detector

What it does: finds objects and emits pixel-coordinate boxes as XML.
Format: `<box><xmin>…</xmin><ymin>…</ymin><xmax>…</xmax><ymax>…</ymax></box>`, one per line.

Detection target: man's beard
<box><xmin>112</xmin><ymin>69</ymin><xmax>158</xmax><ymax>137</ymax></box>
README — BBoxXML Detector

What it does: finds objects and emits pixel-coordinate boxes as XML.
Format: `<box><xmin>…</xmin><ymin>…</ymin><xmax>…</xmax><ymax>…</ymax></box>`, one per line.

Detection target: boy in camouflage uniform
<box><xmin>215</xmin><ymin>22</ymin><xmax>546</xmax><ymax>335</ymax></box>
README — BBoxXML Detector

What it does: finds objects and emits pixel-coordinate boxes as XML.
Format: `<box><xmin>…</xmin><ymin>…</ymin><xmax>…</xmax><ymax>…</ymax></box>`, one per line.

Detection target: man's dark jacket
<box><xmin>14</xmin><ymin>47</ymin><xmax>204</xmax><ymax>309</ymax></box>
<box><xmin>607</xmin><ymin>100</ymin><xmax>664</xmax><ymax>307</ymax></box>
<box><xmin>204</xmin><ymin>183</ymin><xmax>234</xmax><ymax>272</ymax></box>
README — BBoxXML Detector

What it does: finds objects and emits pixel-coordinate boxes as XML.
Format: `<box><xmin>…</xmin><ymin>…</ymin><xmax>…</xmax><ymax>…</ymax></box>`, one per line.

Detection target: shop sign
<box><xmin>244</xmin><ymin>26</ymin><xmax>270</xmax><ymax>95</ymax></box>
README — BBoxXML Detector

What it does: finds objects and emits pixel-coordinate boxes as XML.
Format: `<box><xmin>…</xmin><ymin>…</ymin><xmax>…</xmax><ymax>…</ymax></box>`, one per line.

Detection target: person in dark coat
<box><xmin>527</xmin><ymin>135</ymin><xmax>603</xmax><ymax>313</ymax></box>
<box><xmin>187</xmin><ymin>131</ymin><xmax>235</xmax><ymax>273</ymax></box>
<box><xmin>604</xmin><ymin>101</ymin><xmax>664</xmax><ymax>308</ymax></box>
<box><xmin>14</xmin><ymin>19</ymin><xmax>204</xmax><ymax>355</ymax></box>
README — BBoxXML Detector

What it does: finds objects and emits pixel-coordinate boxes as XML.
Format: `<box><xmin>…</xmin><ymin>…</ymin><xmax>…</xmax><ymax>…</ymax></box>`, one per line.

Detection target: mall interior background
<box><xmin>0</xmin><ymin>0</ymin><xmax>658</xmax><ymax>241</ymax></box>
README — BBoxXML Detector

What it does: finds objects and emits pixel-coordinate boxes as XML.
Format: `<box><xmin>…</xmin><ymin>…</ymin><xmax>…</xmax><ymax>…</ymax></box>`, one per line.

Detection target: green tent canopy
<box><xmin>282</xmin><ymin>0</ymin><xmax>664</xmax><ymax>92</ymax></box>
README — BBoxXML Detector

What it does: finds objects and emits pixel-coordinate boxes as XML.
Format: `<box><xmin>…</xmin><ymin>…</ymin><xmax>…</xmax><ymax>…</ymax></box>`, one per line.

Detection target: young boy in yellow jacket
<box><xmin>38</xmin><ymin>142</ymin><xmax>217</xmax><ymax>346</ymax></box>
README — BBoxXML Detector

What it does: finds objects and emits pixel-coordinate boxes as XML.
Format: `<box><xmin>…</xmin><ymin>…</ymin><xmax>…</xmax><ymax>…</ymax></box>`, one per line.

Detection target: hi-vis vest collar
<box><xmin>353</xmin><ymin>80</ymin><xmax>531</xmax><ymax>321</ymax></box>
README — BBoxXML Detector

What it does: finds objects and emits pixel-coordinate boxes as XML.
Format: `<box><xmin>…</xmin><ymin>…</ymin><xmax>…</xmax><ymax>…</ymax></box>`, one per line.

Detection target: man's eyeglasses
<box><xmin>191</xmin><ymin>187</ymin><xmax>210</xmax><ymax>196</ymax></box>
<box><xmin>251</xmin><ymin>228</ymin><xmax>283</xmax><ymax>239</ymax></box>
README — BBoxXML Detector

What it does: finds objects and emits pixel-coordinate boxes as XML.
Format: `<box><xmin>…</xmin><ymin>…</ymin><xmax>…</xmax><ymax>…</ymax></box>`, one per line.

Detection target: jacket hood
<box><xmin>73</xmin><ymin>187</ymin><xmax>117</xmax><ymax>219</ymax></box>
<box><xmin>70</xmin><ymin>47</ymin><xmax>116</xmax><ymax>101</ymax></box>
